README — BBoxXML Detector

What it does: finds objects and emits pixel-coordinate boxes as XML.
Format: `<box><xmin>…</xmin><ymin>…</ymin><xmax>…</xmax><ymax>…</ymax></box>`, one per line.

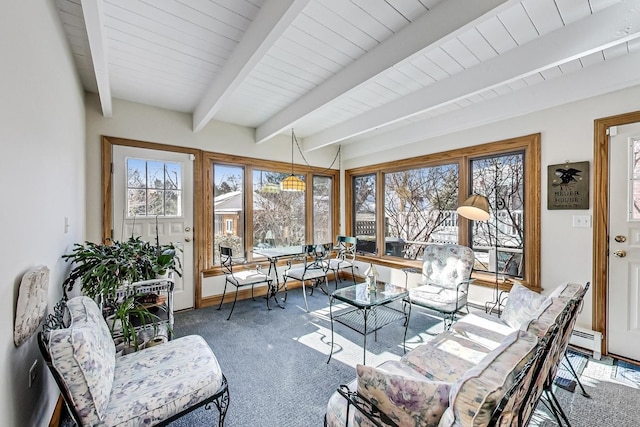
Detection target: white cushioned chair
<box><xmin>405</xmin><ymin>244</ymin><xmax>475</xmax><ymax>330</ymax></box>
<box><xmin>218</xmin><ymin>246</ymin><xmax>273</xmax><ymax>320</ymax></box>
<box><xmin>39</xmin><ymin>296</ymin><xmax>229</xmax><ymax>426</ymax></box>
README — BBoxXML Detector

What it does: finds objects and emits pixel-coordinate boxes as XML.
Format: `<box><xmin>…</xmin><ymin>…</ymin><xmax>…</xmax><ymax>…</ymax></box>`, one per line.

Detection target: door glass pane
<box><xmin>147</xmin><ymin>161</ymin><xmax>165</xmax><ymax>189</ymax></box>
<box><xmin>313</xmin><ymin>176</ymin><xmax>332</xmax><ymax>245</ymax></box>
<box><xmin>353</xmin><ymin>174</ymin><xmax>377</xmax><ymax>254</ymax></box>
<box><xmin>127</xmin><ymin>158</ymin><xmax>146</xmax><ymax>188</ymax></box>
<box><xmin>213</xmin><ymin>164</ymin><xmax>245</xmax><ymax>264</ymax></box>
<box><xmin>253</xmin><ymin>169</ymin><xmax>305</xmax><ymax>249</ymax></box>
<box><xmin>470</xmin><ymin>153</ymin><xmax>525</xmax><ymax>279</ymax></box>
<box><xmin>384</xmin><ymin>164</ymin><xmax>459</xmax><ymax>259</ymax></box>
<box><xmin>126</xmin><ymin>158</ymin><xmax>182</xmax><ymax>217</ymax></box>
<box><xmin>631</xmin><ymin>139</ymin><xmax>640</xmax><ymax>219</ymax></box>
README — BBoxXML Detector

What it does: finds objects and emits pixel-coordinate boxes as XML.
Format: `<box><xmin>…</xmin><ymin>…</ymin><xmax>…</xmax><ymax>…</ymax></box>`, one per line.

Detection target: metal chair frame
<box><xmin>218</xmin><ymin>246</ymin><xmax>273</xmax><ymax>320</ymax></box>
<box><xmin>283</xmin><ymin>243</ymin><xmax>332</xmax><ymax>312</ymax></box>
<box><xmin>327</xmin><ymin>236</ymin><xmax>357</xmax><ymax>288</ymax></box>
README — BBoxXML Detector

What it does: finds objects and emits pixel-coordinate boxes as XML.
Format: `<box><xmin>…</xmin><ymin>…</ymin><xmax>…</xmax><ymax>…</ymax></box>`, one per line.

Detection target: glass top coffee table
<box><xmin>327</xmin><ymin>282</ymin><xmax>411</xmax><ymax>364</ymax></box>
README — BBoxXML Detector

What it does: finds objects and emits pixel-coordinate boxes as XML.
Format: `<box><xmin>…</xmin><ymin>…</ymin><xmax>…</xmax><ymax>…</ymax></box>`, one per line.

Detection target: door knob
<box><xmin>184</xmin><ymin>237</ymin><xmax>191</xmax><ymax>242</ymax></box>
<box><xmin>613</xmin><ymin>250</ymin><xmax>626</xmax><ymax>258</ymax></box>
<box><xmin>615</xmin><ymin>235</ymin><xmax>627</xmax><ymax>243</ymax></box>
<box><xmin>185</xmin><ymin>227</ymin><xmax>191</xmax><ymax>232</ymax></box>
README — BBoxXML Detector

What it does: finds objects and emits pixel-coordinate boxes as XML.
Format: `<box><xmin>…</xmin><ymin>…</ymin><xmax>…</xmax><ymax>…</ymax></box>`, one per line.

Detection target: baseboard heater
<box><xmin>569</xmin><ymin>327</ymin><xmax>602</xmax><ymax>360</ymax></box>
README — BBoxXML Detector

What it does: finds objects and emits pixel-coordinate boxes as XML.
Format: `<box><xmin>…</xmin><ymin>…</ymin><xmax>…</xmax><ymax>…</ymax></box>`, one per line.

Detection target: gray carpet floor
<box><xmin>169</xmin><ymin>285</ymin><xmax>640</xmax><ymax>426</ymax></box>
<box><xmin>169</xmin><ymin>283</ymin><xmax>444</xmax><ymax>426</ymax></box>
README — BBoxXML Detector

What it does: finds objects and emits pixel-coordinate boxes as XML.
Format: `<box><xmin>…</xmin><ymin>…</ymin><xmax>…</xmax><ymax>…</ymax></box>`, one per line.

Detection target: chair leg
<box><xmin>217</xmin><ymin>281</ymin><xmax>229</xmax><ymax>311</ymax></box>
<box><xmin>543</xmin><ymin>387</ymin><xmax>572</xmax><ymax>427</ymax></box>
<box><xmin>350</xmin><ymin>265</ymin><xmax>356</xmax><ymax>285</ymax></box>
<box><xmin>226</xmin><ymin>287</ymin><xmax>240</xmax><ymax>320</ymax></box>
<box><xmin>563</xmin><ymin>354</ymin><xmax>590</xmax><ymax>397</ymax></box>
<box><xmin>302</xmin><ymin>280</ymin><xmax>309</xmax><ymax>312</ymax></box>
<box><xmin>212</xmin><ymin>376</ymin><xmax>230</xmax><ymax>427</ymax></box>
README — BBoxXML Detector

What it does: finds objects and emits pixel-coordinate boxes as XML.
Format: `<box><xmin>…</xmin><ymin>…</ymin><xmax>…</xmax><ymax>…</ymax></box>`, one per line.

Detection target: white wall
<box><xmin>0</xmin><ymin>2</ymin><xmax>86</xmax><ymax>426</ymax></box>
<box><xmin>344</xmin><ymin>84</ymin><xmax>640</xmax><ymax>331</ymax></box>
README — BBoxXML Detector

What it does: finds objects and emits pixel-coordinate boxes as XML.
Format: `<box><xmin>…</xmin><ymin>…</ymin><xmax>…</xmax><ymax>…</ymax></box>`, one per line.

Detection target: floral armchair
<box><xmin>405</xmin><ymin>244</ymin><xmax>475</xmax><ymax>330</ymax></box>
<box><xmin>38</xmin><ymin>296</ymin><xmax>229</xmax><ymax>426</ymax></box>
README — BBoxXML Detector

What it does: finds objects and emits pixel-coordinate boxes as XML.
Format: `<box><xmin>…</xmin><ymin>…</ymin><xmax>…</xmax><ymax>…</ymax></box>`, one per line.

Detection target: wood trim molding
<box><xmin>100</xmin><ymin>136</ymin><xmax>204</xmax><ymax>307</ymax></box>
<box><xmin>345</xmin><ymin>133</ymin><xmax>541</xmax><ymax>291</ymax></box>
<box><xmin>593</xmin><ymin>110</ymin><xmax>640</xmax><ymax>356</ymax></box>
<box><xmin>203</xmin><ymin>150</ymin><xmax>340</xmax><ymax>269</ymax></box>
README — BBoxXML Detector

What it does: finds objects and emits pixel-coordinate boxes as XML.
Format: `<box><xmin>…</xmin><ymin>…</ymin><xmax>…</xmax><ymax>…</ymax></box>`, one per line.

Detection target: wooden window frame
<box><xmin>203</xmin><ymin>152</ymin><xmax>340</xmax><ymax>276</ymax></box>
<box><xmin>345</xmin><ymin>133</ymin><xmax>541</xmax><ymax>292</ymax></box>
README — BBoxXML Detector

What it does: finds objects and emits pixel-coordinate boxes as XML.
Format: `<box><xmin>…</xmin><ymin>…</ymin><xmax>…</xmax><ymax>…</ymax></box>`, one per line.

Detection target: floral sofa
<box><xmin>38</xmin><ymin>296</ymin><xmax>229</xmax><ymax>426</ymax></box>
<box><xmin>325</xmin><ymin>282</ymin><xmax>586</xmax><ymax>427</ymax></box>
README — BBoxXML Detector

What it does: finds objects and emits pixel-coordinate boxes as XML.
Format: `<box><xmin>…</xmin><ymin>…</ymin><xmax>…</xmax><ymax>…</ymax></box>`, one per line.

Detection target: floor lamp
<box><xmin>457</xmin><ymin>194</ymin><xmax>503</xmax><ymax>316</ymax></box>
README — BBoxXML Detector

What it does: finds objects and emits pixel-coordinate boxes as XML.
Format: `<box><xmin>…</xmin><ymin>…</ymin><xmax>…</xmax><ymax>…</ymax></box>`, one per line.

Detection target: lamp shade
<box><xmin>457</xmin><ymin>194</ymin><xmax>490</xmax><ymax>221</ymax></box>
<box><xmin>280</xmin><ymin>174</ymin><xmax>306</xmax><ymax>191</ymax></box>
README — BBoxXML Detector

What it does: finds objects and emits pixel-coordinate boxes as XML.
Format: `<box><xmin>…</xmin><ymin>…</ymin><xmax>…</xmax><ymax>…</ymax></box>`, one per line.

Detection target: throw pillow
<box><xmin>442</xmin><ymin>330</ymin><xmax>538</xmax><ymax>427</ymax></box>
<box><xmin>501</xmin><ymin>283</ymin><xmax>548</xmax><ymax>329</ymax></box>
<box><xmin>356</xmin><ymin>360</ymin><xmax>450</xmax><ymax>427</ymax></box>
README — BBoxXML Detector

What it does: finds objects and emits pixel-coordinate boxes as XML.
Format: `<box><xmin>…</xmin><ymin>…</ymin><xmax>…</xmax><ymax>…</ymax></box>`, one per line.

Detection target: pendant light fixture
<box><xmin>280</xmin><ymin>129</ymin><xmax>306</xmax><ymax>192</ymax></box>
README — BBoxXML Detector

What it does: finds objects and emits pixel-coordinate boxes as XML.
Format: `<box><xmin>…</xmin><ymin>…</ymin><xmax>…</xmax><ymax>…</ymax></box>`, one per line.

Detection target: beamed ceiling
<box><xmin>55</xmin><ymin>0</ymin><xmax>640</xmax><ymax>159</ymax></box>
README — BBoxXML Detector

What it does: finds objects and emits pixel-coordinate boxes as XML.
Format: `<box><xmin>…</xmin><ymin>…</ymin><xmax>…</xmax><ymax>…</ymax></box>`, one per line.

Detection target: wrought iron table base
<box><xmin>327</xmin><ymin>297</ymin><xmax>411</xmax><ymax>365</ymax></box>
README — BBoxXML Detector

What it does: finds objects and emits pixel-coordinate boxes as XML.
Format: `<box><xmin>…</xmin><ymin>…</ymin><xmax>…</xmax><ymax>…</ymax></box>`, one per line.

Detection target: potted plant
<box><xmin>106</xmin><ymin>294</ymin><xmax>161</xmax><ymax>354</ymax></box>
<box><xmin>62</xmin><ymin>236</ymin><xmax>182</xmax><ymax>299</ymax></box>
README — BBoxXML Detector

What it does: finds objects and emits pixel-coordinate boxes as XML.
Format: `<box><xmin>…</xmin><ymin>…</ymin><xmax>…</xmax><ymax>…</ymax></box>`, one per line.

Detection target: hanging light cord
<box><xmin>291</xmin><ymin>129</ymin><xmax>341</xmax><ymax>174</ymax></box>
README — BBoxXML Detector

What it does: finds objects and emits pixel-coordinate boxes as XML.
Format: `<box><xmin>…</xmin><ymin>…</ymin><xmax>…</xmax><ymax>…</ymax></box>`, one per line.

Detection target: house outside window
<box><xmin>213</xmin><ymin>164</ymin><xmax>245</xmax><ymax>263</ymax></box>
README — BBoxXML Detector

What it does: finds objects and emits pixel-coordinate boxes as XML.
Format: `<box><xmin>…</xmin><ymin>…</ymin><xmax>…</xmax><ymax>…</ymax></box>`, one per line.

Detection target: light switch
<box><xmin>572</xmin><ymin>215</ymin><xmax>591</xmax><ymax>228</ymax></box>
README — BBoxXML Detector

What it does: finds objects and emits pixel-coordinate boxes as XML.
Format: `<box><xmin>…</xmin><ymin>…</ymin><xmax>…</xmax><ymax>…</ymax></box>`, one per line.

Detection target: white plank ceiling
<box><xmin>55</xmin><ymin>0</ymin><xmax>640</xmax><ymax>159</ymax></box>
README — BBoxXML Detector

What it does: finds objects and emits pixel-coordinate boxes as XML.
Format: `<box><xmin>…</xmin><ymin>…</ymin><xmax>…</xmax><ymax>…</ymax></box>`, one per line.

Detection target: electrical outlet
<box><xmin>29</xmin><ymin>359</ymin><xmax>38</xmax><ymax>388</ymax></box>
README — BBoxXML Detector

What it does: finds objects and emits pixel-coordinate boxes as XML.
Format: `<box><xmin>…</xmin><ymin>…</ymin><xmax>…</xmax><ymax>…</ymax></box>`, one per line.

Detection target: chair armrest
<box><xmin>336</xmin><ymin>385</ymin><xmax>399</xmax><ymax>427</ymax></box>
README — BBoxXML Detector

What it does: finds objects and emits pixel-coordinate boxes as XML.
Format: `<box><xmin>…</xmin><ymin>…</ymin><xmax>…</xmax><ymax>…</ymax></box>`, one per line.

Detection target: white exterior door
<box><xmin>608</xmin><ymin>122</ymin><xmax>640</xmax><ymax>361</ymax></box>
<box><xmin>112</xmin><ymin>145</ymin><xmax>194</xmax><ymax>310</ymax></box>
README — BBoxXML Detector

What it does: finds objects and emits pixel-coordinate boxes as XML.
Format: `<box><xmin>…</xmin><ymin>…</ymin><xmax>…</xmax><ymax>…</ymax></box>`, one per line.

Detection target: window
<box><xmin>206</xmin><ymin>153</ymin><xmax>339</xmax><ymax>270</ymax></box>
<box><xmin>253</xmin><ymin>169</ymin><xmax>306</xmax><ymax>248</ymax></box>
<box><xmin>469</xmin><ymin>153</ymin><xmax>525</xmax><ymax>279</ymax></box>
<box><xmin>126</xmin><ymin>158</ymin><xmax>182</xmax><ymax>216</ymax></box>
<box><xmin>384</xmin><ymin>163</ymin><xmax>459</xmax><ymax>259</ymax></box>
<box><xmin>632</xmin><ymin>138</ymin><xmax>640</xmax><ymax>220</ymax></box>
<box><xmin>353</xmin><ymin>174</ymin><xmax>377</xmax><ymax>254</ymax></box>
<box><xmin>346</xmin><ymin>134</ymin><xmax>540</xmax><ymax>290</ymax></box>
<box><xmin>313</xmin><ymin>176</ymin><xmax>333</xmax><ymax>244</ymax></box>
<box><xmin>213</xmin><ymin>164</ymin><xmax>244</xmax><ymax>263</ymax></box>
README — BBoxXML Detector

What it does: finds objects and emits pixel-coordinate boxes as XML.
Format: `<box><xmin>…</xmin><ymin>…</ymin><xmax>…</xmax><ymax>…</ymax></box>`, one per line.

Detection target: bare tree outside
<box><xmin>384</xmin><ymin>164</ymin><xmax>459</xmax><ymax>258</ymax></box>
<box><xmin>313</xmin><ymin>176</ymin><xmax>332</xmax><ymax>244</ymax></box>
<box><xmin>253</xmin><ymin>170</ymin><xmax>305</xmax><ymax>249</ymax></box>
<box><xmin>127</xmin><ymin>159</ymin><xmax>182</xmax><ymax>217</ymax></box>
<box><xmin>470</xmin><ymin>153</ymin><xmax>525</xmax><ymax>278</ymax></box>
